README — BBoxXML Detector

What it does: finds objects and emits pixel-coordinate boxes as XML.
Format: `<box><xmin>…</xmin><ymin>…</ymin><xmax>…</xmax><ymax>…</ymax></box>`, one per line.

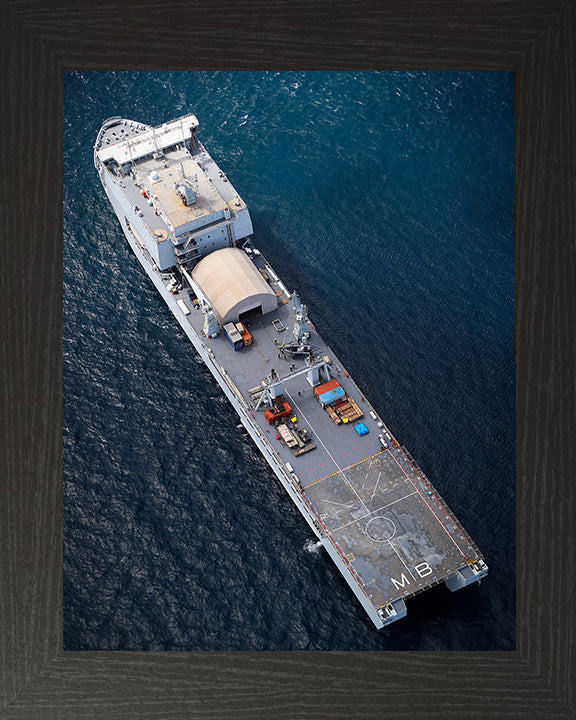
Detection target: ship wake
<box><xmin>304</xmin><ymin>539</ymin><xmax>323</xmax><ymax>555</ymax></box>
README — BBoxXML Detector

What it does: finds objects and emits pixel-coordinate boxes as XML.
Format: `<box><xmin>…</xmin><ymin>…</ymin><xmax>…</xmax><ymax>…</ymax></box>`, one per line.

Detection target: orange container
<box><xmin>313</xmin><ymin>379</ymin><xmax>340</xmax><ymax>399</ymax></box>
<box><xmin>236</xmin><ymin>322</ymin><xmax>253</xmax><ymax>346</ymax></box>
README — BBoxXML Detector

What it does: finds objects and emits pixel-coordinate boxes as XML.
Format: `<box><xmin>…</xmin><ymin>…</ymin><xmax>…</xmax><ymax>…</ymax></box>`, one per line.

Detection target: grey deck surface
<box><xmin>170</xmin><ymin>250</ymin><xmax>482</xmax><ymax>610</ymax></box>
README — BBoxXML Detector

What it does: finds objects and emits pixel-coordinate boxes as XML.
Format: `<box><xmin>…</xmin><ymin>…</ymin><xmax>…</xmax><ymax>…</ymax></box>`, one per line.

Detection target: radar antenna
<box><xmin>201</xmin><ymin>305</ymin><xmax>219</xmax><ymax>338</ymax></box>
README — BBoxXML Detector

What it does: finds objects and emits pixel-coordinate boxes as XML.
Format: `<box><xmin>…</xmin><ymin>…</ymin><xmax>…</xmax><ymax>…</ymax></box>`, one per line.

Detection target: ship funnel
<box><xmin>202</xmin><ymin>306</ymin><xmax>219</xmax><ymax>338</ymax></box>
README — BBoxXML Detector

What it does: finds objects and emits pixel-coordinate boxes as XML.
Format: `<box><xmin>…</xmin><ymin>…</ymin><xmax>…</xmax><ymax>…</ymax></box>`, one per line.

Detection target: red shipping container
<box><xmin>313</xmin><ymin>379</ymin><xmax>340</xmax><ymax>399</ymax></box>
<box><xmin>235</xmin><ymin>322</ymin><xmax>253</xmax><ymax>346</ymax></box>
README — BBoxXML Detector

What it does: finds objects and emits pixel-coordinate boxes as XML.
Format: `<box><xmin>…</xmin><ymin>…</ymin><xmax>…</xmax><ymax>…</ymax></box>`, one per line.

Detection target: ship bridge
<box><xmin>95</xmin><ymin>113</ymin><xmax>200</xmax><ymax>166</ymax></box>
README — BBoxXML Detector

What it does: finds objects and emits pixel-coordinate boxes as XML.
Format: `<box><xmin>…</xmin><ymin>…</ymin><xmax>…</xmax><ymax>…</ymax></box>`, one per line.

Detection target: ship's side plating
<box><xmin>94</xmin><ymin>115</ymin><xmax>488</xmax><ymax>630</ymax></box>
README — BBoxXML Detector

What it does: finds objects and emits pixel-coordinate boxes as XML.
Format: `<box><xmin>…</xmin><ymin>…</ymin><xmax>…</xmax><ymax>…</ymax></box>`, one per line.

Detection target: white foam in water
<box><xmin>304</xmin><ymin>539</ymin><xmax>323</xmax><ymax>555</ymax></box>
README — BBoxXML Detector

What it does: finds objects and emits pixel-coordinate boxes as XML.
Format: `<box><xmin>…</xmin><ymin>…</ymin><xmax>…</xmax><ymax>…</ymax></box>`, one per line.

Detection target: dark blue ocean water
<box><xmin>63</xmin><ymin>71</ymin><xmax>515</xmax><ymax>651</ymax></box>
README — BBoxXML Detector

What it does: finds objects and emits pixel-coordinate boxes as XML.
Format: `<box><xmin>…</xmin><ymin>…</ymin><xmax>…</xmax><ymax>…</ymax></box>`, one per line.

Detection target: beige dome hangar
<box><xmin>191</xmin><ymin>247</ymin><xmax>278</xmax><ymax>325</ymax></box>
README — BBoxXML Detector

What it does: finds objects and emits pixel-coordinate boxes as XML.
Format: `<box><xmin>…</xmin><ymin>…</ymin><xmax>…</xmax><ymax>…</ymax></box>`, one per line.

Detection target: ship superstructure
<box><xmin>94</xmin><ymin>114</ymin><xmax>487</xmax><ymax>629</ymax></box>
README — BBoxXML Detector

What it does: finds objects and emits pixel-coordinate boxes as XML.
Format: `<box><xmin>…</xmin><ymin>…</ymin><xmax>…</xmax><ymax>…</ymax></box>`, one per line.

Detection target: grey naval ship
<box><xmin>94</xmin><ymin>113</ymin><xmax>488</xmax><ymax>629</ymax></box>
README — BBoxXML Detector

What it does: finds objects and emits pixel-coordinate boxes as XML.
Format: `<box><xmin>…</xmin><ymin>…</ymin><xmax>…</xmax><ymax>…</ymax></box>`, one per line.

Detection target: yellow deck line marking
<box><xmin>302</xmin><ymin>450</ymin><xmax>386</xmax><ymax>489</ymax></box>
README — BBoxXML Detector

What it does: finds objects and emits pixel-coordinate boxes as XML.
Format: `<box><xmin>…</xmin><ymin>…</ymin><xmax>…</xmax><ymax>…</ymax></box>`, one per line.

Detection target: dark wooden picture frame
<box><xmin>1</xmin><ymin>1</ymin><xmax>574</xmax><ymax>717</ymax></box>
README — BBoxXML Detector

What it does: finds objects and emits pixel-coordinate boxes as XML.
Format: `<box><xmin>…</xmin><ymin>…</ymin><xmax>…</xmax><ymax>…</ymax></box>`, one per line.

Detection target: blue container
<box><xmin>318</xmin><ymin>386</ymin><xmax>345</xmax><ymax>406</ymax></box>
<box><xmin>355</xmin><ymin>423</ymin><xmax>369</xmax><ymax>436</ymax></box>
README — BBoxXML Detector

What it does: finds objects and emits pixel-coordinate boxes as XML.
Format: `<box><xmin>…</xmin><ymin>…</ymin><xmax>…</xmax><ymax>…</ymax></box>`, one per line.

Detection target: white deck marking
<box><xmin>322</xmin><ymin>499</ymin><xmax>357</xmax><ymax>511</ymax></box>
<box><xmin>284</xmin><ymin>389</ymin><xmax>370</xmax><ymax>515</ymax></box>
<box><xmin>332</xmin><ymin>491</ymin><xmax>418</xmax><ymax>532</ymax></box>
<box><xmin>369</xmin><ymin>471</ymin><xmax>382</xmax><ymax>502</ymax></box>
<box><xmin>387</xmin><ymin>450</ymin><xmax>468</xmax><ymax>559</ymax></box>
<box><xmin>387</xmin><ymin>539</ymin><xmax>417</xmax><ymax>581</ymax></box>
